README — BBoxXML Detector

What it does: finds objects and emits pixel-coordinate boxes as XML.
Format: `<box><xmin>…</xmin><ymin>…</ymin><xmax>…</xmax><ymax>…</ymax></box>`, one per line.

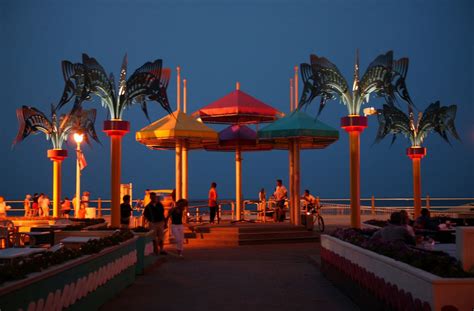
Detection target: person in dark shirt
<box><xmin>414</xmin><ymin>208</ymin><xmax>439</xmax><ymax>231</ymax></box>
<box><xmin>120</xmin><ymin>195</ymin><xmax>133</xmax><ymax>228</ymax></box>
<box><xmin>170</xmin><ymin>199</ymin><xmax>187</xmax><ymax>257</ymax></box>
<box><xmin>143</xmin><ymin>192</ymin><xmax>167</xmax><ymax>255</ymax></box>
<box><xmin>371</xmin><ymin>212</ymin><xmax>415</xmax><ymax>245</ymax></box>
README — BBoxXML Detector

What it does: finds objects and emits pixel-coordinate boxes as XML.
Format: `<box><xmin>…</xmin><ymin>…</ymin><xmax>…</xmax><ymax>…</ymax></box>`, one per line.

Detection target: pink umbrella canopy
<box><xmin>193</xmin><ymin>85</ymin><xmax>283</xmax><ymax>124</ymax></box>
<box><xmin>205</xmin><ymin>125</ymin><xmax>272</xmax><ymax>151</ymax></box>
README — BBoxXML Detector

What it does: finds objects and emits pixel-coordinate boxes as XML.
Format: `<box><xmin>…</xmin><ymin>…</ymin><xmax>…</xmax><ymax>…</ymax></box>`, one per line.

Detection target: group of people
<box><xmin>257</xmin><ymin>180</ymin><xmax>320</xmax><ymax>222</ymax></box>
<box><xmin>21</xmin><ymin>191</ymin><xmax>90</xmax><ymax>218</ymax></box>
<box><xmin>371</xmin><ymin>208</ymin><xmax>440</xmax><ymax>245</ymax></box>
<box><xmin>120</xmin><ymin>190</ymin><xmax>187</xmax><ymax>257</ymax></box>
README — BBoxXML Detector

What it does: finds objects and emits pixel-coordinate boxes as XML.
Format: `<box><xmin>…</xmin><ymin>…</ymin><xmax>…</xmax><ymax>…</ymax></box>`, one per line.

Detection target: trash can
<box><xmin>301</xmin><ymin>214</ymin><xmax>314</xmax><ymax>231</ymax></box>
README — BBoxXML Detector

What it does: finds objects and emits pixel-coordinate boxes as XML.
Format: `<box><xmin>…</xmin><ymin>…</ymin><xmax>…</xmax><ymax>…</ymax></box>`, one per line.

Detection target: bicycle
<box><xmin>307</xmin><ymin>205</ymin><xmax>325</xmax><ymax>232</ymax></box>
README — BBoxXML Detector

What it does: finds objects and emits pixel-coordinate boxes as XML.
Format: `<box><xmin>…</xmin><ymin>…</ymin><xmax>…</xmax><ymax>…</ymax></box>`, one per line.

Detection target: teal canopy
<box><xmin>257</xmin><ymin>110</ymin><xmax>339</xmax><ymax>149</ymax></box>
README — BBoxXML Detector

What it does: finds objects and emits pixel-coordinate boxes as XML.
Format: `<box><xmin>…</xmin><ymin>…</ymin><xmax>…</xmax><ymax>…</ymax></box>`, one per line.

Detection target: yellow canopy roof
<box><xmin>136</xmin><ymin>110</ymin><xmax>218</xmax><ymax>150</ymax></box>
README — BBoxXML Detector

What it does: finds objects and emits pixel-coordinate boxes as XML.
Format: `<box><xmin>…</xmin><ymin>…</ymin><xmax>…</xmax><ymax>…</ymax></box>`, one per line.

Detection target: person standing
<box><xmin>61</xmin><ymin>197</ymin><xmax>71</xmax><ymax>218</ymax></box>
<box><xmin>41</xmin><ymin>195</ymin><xmax>50</xmax><ymax>217</ymax></box>
<box><xmin>273</xmin><ymin>179</ymin><xmax>287</xmax><ymax>222</ymax></box>
<box><xmin>0</xmin><ymin>196</ymin><xmax>12</xmax><ymax>218</ymax></box>
<box><xmin>24</xmin><ymin>194</ymin><xmax>32</xmax><ymax>217</ymax></box>
<box><xmin>258</xmin><ymin>188</ymin><xmax>266</xmax><ymax>221</ymax></box>
<box><xmin>143</xmin><ymin>192</ymin><xmax>167</xmax><ymax>255</ymax></box>
<box><xmin>32</xmin><ymin>193</ymin><xmax>39</xmax><ymax>216</ymax></box>
<box><xmin>208</xmin><ymin>182</ymin><xmax>218</xmax><ymax>224</ymax></box>
<box><xmin>170</xmin><ymin>199</ymin><xmax>187</xmax><ymax>257</ymax></box>
<box><xmin>143</xmin><ymin>189</ymin><xmax>151</xmax><ymax>207</ymax></box>
<box><xmin>120</xmin><ymin>195</ymin><xmax>133</xmax><ymax>229</ymax></box>
<box><xmin>37</xmin><ymin>193</ymin><xmax>44</xmax><ymax>216</ymax></box>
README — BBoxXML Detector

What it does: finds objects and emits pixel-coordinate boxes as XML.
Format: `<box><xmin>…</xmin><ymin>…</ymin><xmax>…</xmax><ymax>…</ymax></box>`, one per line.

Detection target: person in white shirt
<box><xmin>41</xmin><ymin>195</ymin><xmax>50</xmax><ymax>217</ymax></box>
<box><xmin>0</xmin><ymin>196</ymin><xmax>12</xmax><ymax>218</ymax></box>
<box><xmin>302</xmin><ymin>189</ymin><xmax>317</xmax><ymax>211</ymax></box>
<box><xmin>273</xmin><ymin>179</ymin><xmax>287</xmax><ymax>222</ymax></box>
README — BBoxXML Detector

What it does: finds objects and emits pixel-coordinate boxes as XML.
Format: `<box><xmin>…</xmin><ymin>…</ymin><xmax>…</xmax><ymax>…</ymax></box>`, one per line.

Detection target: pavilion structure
<box><xmin>258</xmin><ymin>109</ymin><xmax>339</xmax><ymax>224</ymax></box>
<box><xmin>194</xmin><ymin>83</ymin><xmax>283</xmax><ymax>221</ymax></box>
<box><xmin>136</xmin><ymin>74</ymin><xmax>218</xmax><ymax>201</ymax></box>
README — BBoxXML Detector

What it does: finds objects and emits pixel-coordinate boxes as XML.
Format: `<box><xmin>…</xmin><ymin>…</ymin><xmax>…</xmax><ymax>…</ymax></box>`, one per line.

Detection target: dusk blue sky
<box><xmin>1</xmin><ymin>0</ymin><xmax>473</xmax><ymax>201</ymax></box>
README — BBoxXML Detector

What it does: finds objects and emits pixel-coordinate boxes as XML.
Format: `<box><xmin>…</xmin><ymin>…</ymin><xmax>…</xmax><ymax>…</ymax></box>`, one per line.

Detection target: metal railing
<box><xmin>4</xmin><ymin>196</ymin><xmax>473</xmax><ymax>220</ymax></box>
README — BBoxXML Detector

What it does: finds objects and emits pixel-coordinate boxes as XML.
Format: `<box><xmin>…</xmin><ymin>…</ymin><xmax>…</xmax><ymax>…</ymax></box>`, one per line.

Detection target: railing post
<box><xmin>196</xmin><ymin>207</ymin><xmax>200</xmax><ymax>222</ymax></box>
<box><xmin>231</xmin><ymin>202</ymin><xmax>235</xmax><ymax>220</ymax></box>
<box><xmin>426</xmin><ymin>195</ymin><xmax>430</xmax><ymax>209</ymax></box>
<box><xmin>98</xmin><ymin>198</ymin><xmax>102</xmax><ymax>218</ymax></box>
<box><xmin>371</xmin><ymin>195</ymin><xmax>375</xmax><ymax>216</ymax></box>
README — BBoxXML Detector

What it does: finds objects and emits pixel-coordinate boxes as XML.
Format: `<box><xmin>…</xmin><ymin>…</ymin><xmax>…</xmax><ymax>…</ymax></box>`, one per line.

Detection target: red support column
<box><xmin>47</xmin><ymin>149</ymin><xmax>68</xmax><ymax>217</ymax></box>
<box><xmin>341</xmin><ymin>115</ymin><xmax>368</xmax><ymax>228</ymax></box>
<box><xmin>407</xmin><ymin>147</ymin><xmax>426</xmax><ymax>219</ymax></box>
<box><xmin>103</xmin><ymin>120</ymin><xmax>130</xmax><ymax>227</ymax></box>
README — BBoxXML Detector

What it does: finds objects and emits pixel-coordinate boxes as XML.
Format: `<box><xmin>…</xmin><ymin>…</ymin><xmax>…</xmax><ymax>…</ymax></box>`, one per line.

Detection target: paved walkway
<box><xmin>101</xmin><ymin>243</ymin><xmax>358</xmax><ymax>311</ymax></box>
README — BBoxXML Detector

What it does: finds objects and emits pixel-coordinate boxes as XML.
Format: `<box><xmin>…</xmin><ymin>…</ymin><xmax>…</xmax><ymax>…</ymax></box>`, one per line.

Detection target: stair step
<box><xmin>239</xmin><ymin>231</ymin><xmax>314</xmax><ymax>239</ymax></box>
<box><xmin>239</xmin><ymin>236</ymin><xmax>320</xmax><ymax>245</ymax></box>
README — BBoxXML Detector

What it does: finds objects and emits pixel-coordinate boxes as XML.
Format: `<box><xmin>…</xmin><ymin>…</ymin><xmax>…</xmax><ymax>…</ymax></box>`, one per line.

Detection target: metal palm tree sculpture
<box><xmin>299</xmin><ymin>50</ymin><xmax>413</xmax><ymax>115</ymax></box>
<box><xmin>14</xmin><ymin>105</ymin><xmax>99</xmax><ymax>217</ymax></box>
<box><xmin>375</xmin><ymin>102</ymin><xmax>459</xmax><ymax>217</ymax></box>
<box><xmin>14</xmin><ymin>105</ymin><xmax>100</xmax><ymax>149</ymax></box>
<box><xmin>298</xmin><ymin>50</ymin><xmax>414</xmax><ymax>228</ymax></box>
<box><xmin>57</xmin><ymin>53</ymin><xmax>172</xmax><ymax>119</ymax></box>
<box><xmin>57</xmin><ymin>53</ymin><xmax>172</xmax><ymax>226</ymax></box>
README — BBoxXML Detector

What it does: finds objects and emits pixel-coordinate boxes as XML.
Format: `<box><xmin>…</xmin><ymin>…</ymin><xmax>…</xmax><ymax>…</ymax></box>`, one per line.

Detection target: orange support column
<box><xmin>47</xmin><ymin>149</ymin><xmax>68</xmax><ymax>217</ymax></box>
<box><xmin>104</xmin><ymin>120</ymin><xmax>130</xmax><ymax>227</ymax></box>
<box><xmin>341</xmin><ymin>115</ymin><xmax>367</xmax><ymax>228</ymax></box>
<box><xmin>407</xmin><ymin>147</ymin><xmax>426</xmax><ymax>219</ymax></box>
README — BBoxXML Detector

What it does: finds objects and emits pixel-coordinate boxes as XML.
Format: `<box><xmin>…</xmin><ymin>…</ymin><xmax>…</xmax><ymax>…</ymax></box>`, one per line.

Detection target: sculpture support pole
<box><xmin>341</xmin><ymin>116</ymin><xmax>367</xmax><ymax>229</ymax></box>
<box><xmin>104</xmin><ymin>120</ymin><xmax>130</xmax><ymax>227</ymax></box>
<box><xmin>349</xmin><ymin>131</ymin><xmax>361</xmax><ymax>228</ymax></box>
<box><xmin>48</xmin><ymin>149</ymin><xmax>67</xmax><ymax>218</ymax></box>
<box><xmin>176</xmin><ymin>139</ymin><xmax>183</xmax><ymax>201</ymax></box>
<box><xmin>412</xmin><ymin>158</ymin><xmax>422</xmax><ymax>218</ymax></box>
<box><xmin>235</xmin><ymin>145</ymin><xmax>242</xmax><ymax>221</ymax></box>
<box><xmin>407</xmin><ymin>147</ymin><xmax>426</xmax><ymax>219</ymax></box>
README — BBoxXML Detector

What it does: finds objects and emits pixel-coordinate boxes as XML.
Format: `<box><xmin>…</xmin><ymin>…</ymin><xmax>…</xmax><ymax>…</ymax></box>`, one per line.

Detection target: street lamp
<box><xmin>74</xmin><ymin>133</ymin><xmax>84</xmax><ymax>217</ymax></box>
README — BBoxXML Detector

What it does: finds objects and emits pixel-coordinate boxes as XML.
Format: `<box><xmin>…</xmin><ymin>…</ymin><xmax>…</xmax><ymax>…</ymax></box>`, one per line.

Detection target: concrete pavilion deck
<box><xmin>100</xmin><ymin>242</ymin><xmax>358</xmax><ymax>311</ymax></box>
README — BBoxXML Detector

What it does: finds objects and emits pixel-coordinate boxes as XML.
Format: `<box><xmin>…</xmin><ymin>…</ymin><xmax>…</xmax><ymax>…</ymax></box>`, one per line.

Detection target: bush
<box><xmin>331</xmin><ymin>228</ymin><xmax>473</xmax><ymax>278</ymax></box>
<box><xmin>0</xmin><ymin>230</ymin><xmax>134</xmax><ymax>285</ymax></box>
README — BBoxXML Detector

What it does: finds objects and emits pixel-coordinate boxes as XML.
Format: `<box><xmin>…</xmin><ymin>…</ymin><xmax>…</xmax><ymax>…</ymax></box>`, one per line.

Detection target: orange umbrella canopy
<box><xmin>205</xmin><ymin>125</ymin><xmax>272</xmax><ymax>152</ymax></box>
<box><xmin>136</xmin><ymin>110</ymin><xmax>218</xmax><ymax>150</ymax></box>
<box><xmin>193</xmin><ymin>87</ymin><xmax>283</xmax><ymax>124</ymax></box>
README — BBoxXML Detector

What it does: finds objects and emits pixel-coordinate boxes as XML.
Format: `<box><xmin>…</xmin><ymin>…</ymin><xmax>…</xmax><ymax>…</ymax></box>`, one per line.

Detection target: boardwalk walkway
<box><xmin>101</xmin><ymin>243</ymin><xmax>358</xmax><ymax>311</ymax></box>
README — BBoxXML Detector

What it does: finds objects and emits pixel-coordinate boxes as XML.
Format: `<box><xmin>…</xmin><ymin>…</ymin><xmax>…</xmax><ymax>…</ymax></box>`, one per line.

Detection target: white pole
<box><xmin>76</xmin><ymin>141</ymin><xmax>81</xmax><ymax>217</ymax></box>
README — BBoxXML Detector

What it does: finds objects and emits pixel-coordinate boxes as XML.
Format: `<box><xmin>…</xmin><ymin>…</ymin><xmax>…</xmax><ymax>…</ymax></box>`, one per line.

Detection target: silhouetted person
<box><xmin>208</xmin><ymin>182</ymin><xmax>218</xmax><ymax>224</ymax></box>
<box><xmin>144</xmin><ymin>192</ymin><xmax>167</xmax><ymax>255</ymax></box>
<box><xmin>371</xmin><ymin>212</ymin><xmax>415</xmax><ymax>245</ymax></box>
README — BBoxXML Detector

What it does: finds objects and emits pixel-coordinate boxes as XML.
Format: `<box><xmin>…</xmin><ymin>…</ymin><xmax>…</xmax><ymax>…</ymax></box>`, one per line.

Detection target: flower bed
<box><xmin>0</xmin><ymin>231</ymin><xmax>137</xmax><ymax>310</ymax></box>
<box><xmin>321</xmin><ymin>230</ymin><xmax>474</xmax><ymax>311</ymax></box>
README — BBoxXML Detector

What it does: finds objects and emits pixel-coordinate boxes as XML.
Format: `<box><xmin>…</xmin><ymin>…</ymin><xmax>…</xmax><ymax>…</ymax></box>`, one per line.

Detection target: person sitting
<box><xmin>302</xmin><ymin>189</ymin><xmax>317</xmax><ymax>211</ymax></box>
<box><xmin>371</xmin><ymin>212</ymin><xmax>415</xmax><ymax>245</ymax></box>
<box><xmin>400</xmin><ymin>210</ymin><xmax>415</xmax><ymax>237</ymax></box>
<box><xmin>414</xmin><ymin>208</ymin><xmax>438</xmax><ymax>231</ymax></box>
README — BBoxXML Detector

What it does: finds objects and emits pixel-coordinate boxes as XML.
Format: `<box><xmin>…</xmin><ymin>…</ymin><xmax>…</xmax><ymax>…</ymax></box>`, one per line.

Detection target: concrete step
<box><xmin>238</xmin><ymin>235</ymin><xmax>320</xmax><ymax>245</ymax></box>
<box><xmin>238</xmin><ymin>231</ymin><xmax>314</xmax><ymax>240</ymax></box>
